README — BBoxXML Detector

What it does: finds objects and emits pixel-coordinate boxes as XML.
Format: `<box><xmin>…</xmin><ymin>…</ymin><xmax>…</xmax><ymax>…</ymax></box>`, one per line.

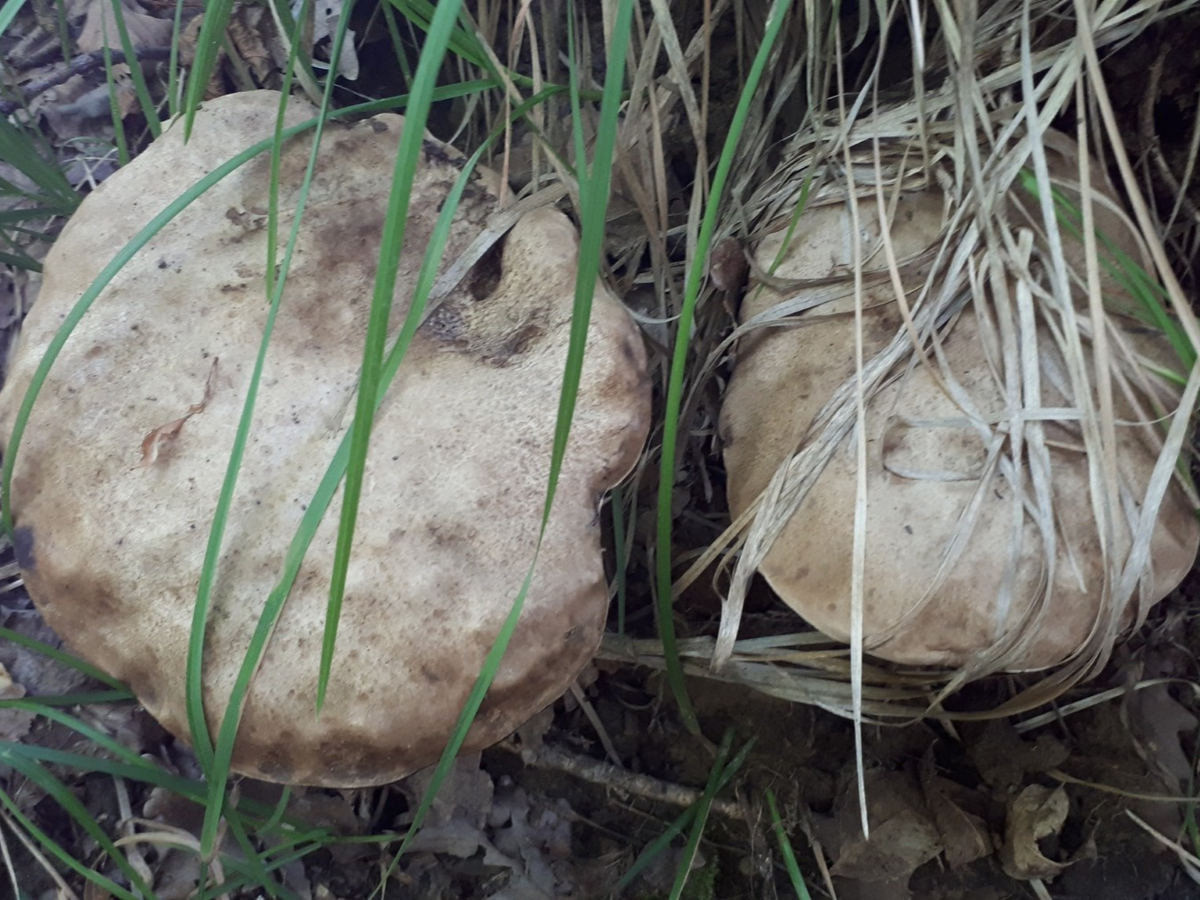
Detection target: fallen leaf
<box><xmin>966</xmin><ymin>720</ymin><xmax>1069</xmax><ymax>792</ymax></box>
<box><xmin>227</xmin><ymin>5</ymin><xmax>281</xmax><ymax>86</ymax></box>
<box><xmin>1123</xmin><ymin>648</ymin><xmax>1198</xmax><ymax>789</ymax></box>
<box><xmin>150</xmin><ymin>849</ymin><xmax>201</xmax><ymax>900</ymax></box>
<box><xmin>78</xmin><ymin>0</ymin><xmax>173</xmax><ymax>54</ymax></box>
<box><xmin>400</xmin><ymin>752</ymin><xmax>494</xmax><ymax>832</ymax></box>
<box><xmin>829</xmin><ymin>770</ymin><xmax>942</xmax><ymax>883</ymax></box>
<box><xmin>136</xmin><ymin>358</ymin><xmax>218</xmax><ymax>467</ymax></box>
<box><xmin>831</xmin><ymin>807</ymin><xmax>943</xmax><ymax>882</ymax></box>
<box><xmin>919</xmin><ymin>748</ymin><xmax>992</xmax><ymax>869</ymax></box>
<box><xmin>709</xmin><ymin>238</ymin><xmax>748</xmax><ymax>293</ymax></box>
<box><xmin>490</xmin><ymin>782</ymin><xmax>574</xmax><ymax>898</ymax></box>
<box><xmin>1000</xmin><ymin>784</ymin><xmax>1070</xmax><ymax>881</ymax></box>
<box><xmin>0</xmin><ymin>662</ymin><xmax>34</xmax><ymax>742</ymax></box>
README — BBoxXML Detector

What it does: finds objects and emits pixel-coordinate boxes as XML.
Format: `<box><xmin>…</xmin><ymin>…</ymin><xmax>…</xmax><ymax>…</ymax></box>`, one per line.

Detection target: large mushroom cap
<box><xmin>721</xmin><ymin>139</ymin><xmax>1198</xmax><ymax>670</ymax></box>
<box><xmin>0</xmin><ymin>91</ymin><xmax>650</xmax><ymax>786</ymax></box>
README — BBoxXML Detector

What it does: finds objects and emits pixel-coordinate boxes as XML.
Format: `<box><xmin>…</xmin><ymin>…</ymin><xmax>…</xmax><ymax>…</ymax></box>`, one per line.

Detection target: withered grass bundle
<box><xmin>602</xmin><ymin>0</ymin><xmax>1200</xmax><ymax>724</ymax></box>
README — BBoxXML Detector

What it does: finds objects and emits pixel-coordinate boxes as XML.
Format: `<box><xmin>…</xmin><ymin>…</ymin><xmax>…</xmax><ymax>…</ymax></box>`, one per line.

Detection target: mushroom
<box><xmin>0</xmin><ymin>91</ymin><xmax>650</xmax><ymax>786</ymax></box>
<box><xmin>720</xmin><ymin>138</ymin><xmax>1198</xmax><ymax>670</ymax></box>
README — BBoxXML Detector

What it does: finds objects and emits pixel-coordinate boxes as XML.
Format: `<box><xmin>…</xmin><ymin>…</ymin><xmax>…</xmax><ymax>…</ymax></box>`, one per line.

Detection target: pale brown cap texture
<box><xmin>0</xmin><ymin>91</ymin><xmax>650</xmax><ymax>786</ymax></box>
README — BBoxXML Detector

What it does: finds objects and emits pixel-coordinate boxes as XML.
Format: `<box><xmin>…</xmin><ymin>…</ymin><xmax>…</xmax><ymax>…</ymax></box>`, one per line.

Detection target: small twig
<box><xmin>497</xmin><ymin>739</ymin><xmax>746</xmax><ymax>820</ymax></box>
<box><xmin>113</xmin><ymin>776</ymin><xmax>154</xmax><ymax>888</ymax></box>
<box><xmin>569</xmin><ymin>679</ymin><xmax>624</xmax><ymax>767</ymax></box>
<box><xmin>1</xmin><ymin>46</ymin><xmax>174</xmax><ymax>116</ymax></box>
<box><xmin>1138</xmin><ymin>47</ymin><xmax>1200</xmax><ymax>232</ymax></box>
<box><xmin>795</xmin><ymin>801</ymin><xmax>838</xmax><ymax>900</ymax></box>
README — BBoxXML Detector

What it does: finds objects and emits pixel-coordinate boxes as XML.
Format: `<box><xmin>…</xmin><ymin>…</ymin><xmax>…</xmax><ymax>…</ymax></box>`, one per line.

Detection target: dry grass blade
<box><xmin>0</xmin><ymin>810</ymin><xmax>23</xmax><ymax>900</ymax></box>
<box><xmin>1127</xmin><ymin>809</ymin><xmax>1200</xmax><ymax>883</ymax></box>
<box><xmin>680</xmin><ymin>0</ymin><xmax>1200</xmax><ymax>727</ymax></box>
<box><xmin>0</xmin><ymin>806</ymin><xmax>80</xmax><ymax>900</ymax></box>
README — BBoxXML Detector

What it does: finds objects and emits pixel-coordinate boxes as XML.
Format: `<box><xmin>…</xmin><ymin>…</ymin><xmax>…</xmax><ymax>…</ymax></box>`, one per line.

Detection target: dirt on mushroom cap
<box><xmin>0</xmin><ymin>90</ymin><xmax>651</xmax><ymax>787</ymax></box>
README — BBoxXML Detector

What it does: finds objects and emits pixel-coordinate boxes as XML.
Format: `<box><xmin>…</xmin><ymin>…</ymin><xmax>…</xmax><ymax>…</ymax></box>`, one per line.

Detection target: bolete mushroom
<box><xmin>720</xmin><ymin>138</ymin><xmax>1199</xmax><ymax>670</ymax></box>
<box><xmin>0</xmin><ymin>91</ymin><xmax>650</xmax><ymax>786</ymax></box>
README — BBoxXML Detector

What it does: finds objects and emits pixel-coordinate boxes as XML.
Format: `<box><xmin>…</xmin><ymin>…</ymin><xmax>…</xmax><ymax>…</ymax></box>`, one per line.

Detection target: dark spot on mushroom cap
<box><xmin>13</xmin><ymin>526</ymin><xmax>35</xmax><ymax>573</ymax></box>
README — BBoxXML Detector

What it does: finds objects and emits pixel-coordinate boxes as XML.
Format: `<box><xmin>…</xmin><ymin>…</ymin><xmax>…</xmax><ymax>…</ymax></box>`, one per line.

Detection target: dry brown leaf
<box><xmin>830</xmin><ymin>770</ymin><xmax>943</xmax><ymax>883</ymax></box>
<box><xmin>967</xmin><ymin>721</ymin><xmax>1070</xmax><ymax>793</ymax></box>
<box><xmin>78</xmin><ymin>0</ymin><xmax>173</xmax><ymax>54</ymax></box>
<box><xmin>177</xmin><ymin>14</ymin><xmax>225</xmax><ymax>99</ymax></box>
<box><xmin>1123</xmin><ymin>648</ymin><xmax>1199</xmax><ymax>788</ymax></box>
<box><xmin>708</xmin><ymin>238</ymin><xmax>748</xmax><ymax>293</ymax></box>
<box><xmin>400</xmin><ymin>753</ymin><xmax>494</xmax><ymax>832</ymax></box>
<box><xmin>136</xmin><ymin>358</ymin><xmax>218</xmax><ymax>468</ymax></box>
<box><xmin>1000</xmin><ymin>784</ymin><xmax>1070</xmax><ymax>881</ymax></box>
<box><xmin>0</xmin><ymin>662</ymin><xmax>34</xmax><ymax>743</ymax></box>
<box><xmin>227</xmin><ymin>5</ymin><xmax>280</xmax><ymax>86</ymax></box>
<box><xmin>918</xmin><ymin>748</ymin><xmax>993</xmax><ymax>869</ymax></box>
<box><xmin>831</xmin><ymin>807</ymin><xmax>942</xmax><ymax>882</ymax></box>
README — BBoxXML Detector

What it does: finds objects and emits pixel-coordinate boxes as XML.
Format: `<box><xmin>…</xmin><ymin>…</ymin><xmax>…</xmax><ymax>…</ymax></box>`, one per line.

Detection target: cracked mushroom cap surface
<box><xmin>720</xmin><ymin>142</ymin><xmax>1199</xmax><ymax>670</ymax></box>
<box><xmin>0</xmin><ymin>91</ymin><xmax>650</xmax><ymax>786</ymax></box>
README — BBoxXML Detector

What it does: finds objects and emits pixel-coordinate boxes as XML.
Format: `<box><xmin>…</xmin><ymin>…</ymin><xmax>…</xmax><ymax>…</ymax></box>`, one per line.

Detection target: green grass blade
<box><xmin>0</xmin><ymin>689</ymin><xmax>130</xmax><ymax>707</ymax></box>
<box><xmin>654</xmin><ymin>0</ymin><xmax>796</xmax><ymax>735</ymax></box>
<box><xmin>2</xmin><ymin>756</ymin><xmax>152</xmax><ymax>897</ymax></box>
<box><xmin>0</xmin><ymin>250</ymin><xmax>39</xmax><ymax>270</ymax></box>
<box><xmin>192</xmin><ymin>3</ymin><xmax>361</xmax><ymax>856</ymax></box>
<box><xmin>0</xmin><ymin>627</ymin><xmax>132</xmax><ymax>692</ymax></box>
<box><xmin>668</xmin><ymin>729</ymin><xmax>733</xmax><ymax>900</ymax></box>
<box><xmin>184</xmin><ymin>0</ymin><xmax>320</xmax><ymax>778</ymax></box>
<box><xmin>317</xmin><ymin>0</ymin><xmax>461</xmax><ymax>710</ymax></box>
<box><xmin>381</xmin><ymin>0</ymin><xmax>413</xmax><ymax>90</ymax></box>
<box><xmin>1020</xmin><ymin>170</ymin><xmax>1195</xmax><ymax>373</ymax></box>
<box><xmin>377</xmin><ymin>2</ymin><xmax>637</xmax><ymax>880</ymax></box>
<box><xmin>100</xmin><ymin>38</ymin><xmax>130</xmax><ymax>165</ymax></box>
<box><xmin>195</xmin><ymin>836</ymin><xmax>336</xmax><ymax>900</ymax></box>
<box><xmin>654</xmin><ymin>0</ymin><xmax>796</xmax><ymax>734</ymax></box>
<box><xmin>181</xmin><ymin>0</ymin><xmax>236</xmax><ymax>138</ymax></box>
<box><xmin>387</xmin><ymin>0</ymin><xmax>608</xmax><ymax>102</ymax></box>
<box><xmin>386</xmin><ymin>0</ymin><xmax>489</xmax><ymax>71</ymax></box>
<box><xmin>201</xmin><ymin>83</ymin><xmax>563</xmax><ymax>880</ymax></box>
<box><xmin>612</xmin><ymin>736</ymin><xmax>754</xmax><ymax>894</ymax></box>
<box><xmin>199</xmin><ymin>89</ymin><xmax>566</xmax><ymax>864</ymax></box>
<box><xmin>0</xmin><ymin>0</ymin><xmax>26</xmax><ymax>37</ymax></box>
<box><xmin>566</xmin><ymin>2</ymin><xmax>587</xmax><ymax>183</ymax></box>
<box><xmin>1</xmin><ymin>83</ymin><xmax>495</xmax><ymax>534</ymax></box>
<box><xmin>0</xmin><ymin>206</ymin><xmax>78</xmax><ymax>225</ymax></box>
<box><xmin>0</xmin><ymin>119</ymin><xmax>75</xmax><ymax>207</ymax></box>
<box><xmin>223</xmin><ymin>811</ymin><xmax>280</xmax><ymax>899</ymax></box>
<box><xmin>0</xmin><ymin>785</ymin><xmax>139</xmax><ymax>900</ymax></box>
<box><xmin>167</xmin><ymin>0</ymin><xmax>185</xmax><ymax>119</ymax></box>
<box><xmin>50</xmin><ymin>0</ymin><xmax>70</xmax><ymax>63</ymax></box>
<box><xmin>107</xmin><ymin>0</ymin><xmax>160</xmax><ymax>137</ymax></box>
<box><xmin>2</xmin><ymin>740</ymin><xmax>197</xmax><ymax>792</ymax></box>
<box><xmin>266</xmin><ymin>0</ymin><xmax>323</xmax><ymax>100</ymax></box>
<box><xmin>1</xmin><ymin>741</ymin><xmax>321</xmax><ymax>829</ymax></box>
<box><xmin>766</xmin><ymin>787</ymin><xmax>813</xmax><ymax>900</ymax></box>
<box><xmin>0</xmin><ymin>702</ymin><xmax>147</xmax><ymax>767</ymax></box>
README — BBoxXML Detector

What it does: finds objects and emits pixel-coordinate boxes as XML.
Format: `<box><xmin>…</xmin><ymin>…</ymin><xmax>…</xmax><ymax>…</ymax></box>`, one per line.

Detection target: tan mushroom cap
<box><xmin>721</xmin><ymin>143</ymin><xmax>1198</xmax><ymax>670</ymax></box>
<box><xmin>0</xmin><ymin>91</ymin><xmax>650</xmax><ymax>786</ymax></box>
